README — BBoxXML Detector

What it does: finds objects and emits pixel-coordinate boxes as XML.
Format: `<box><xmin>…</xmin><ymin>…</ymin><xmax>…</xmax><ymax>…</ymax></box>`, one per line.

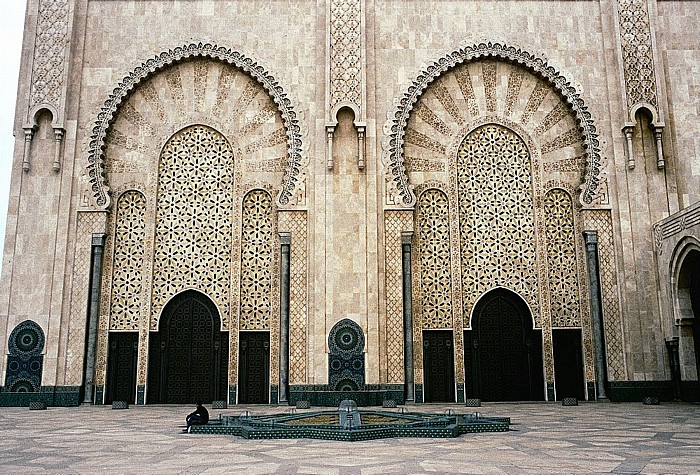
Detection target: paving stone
<box><xmin>0</xmin><ymin>403</ymin><xmax>699</xmax><ymax>474</ymax></box>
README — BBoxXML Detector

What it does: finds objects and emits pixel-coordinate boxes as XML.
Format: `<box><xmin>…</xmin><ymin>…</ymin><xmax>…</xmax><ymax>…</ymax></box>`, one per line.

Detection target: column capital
<box><xmin>583</xmin><ymin>230</ymin><xmax>598</xmax><ymax>247</ymax></box>
<box><xmin>91</xmin><ymin>233</ymin><xmax>107</xmax><ymax>247</ymax></box>
<box><xmin>279</xmin><ymin>232</ymin><xmax>291</xmax><ymax>246</ymax></box>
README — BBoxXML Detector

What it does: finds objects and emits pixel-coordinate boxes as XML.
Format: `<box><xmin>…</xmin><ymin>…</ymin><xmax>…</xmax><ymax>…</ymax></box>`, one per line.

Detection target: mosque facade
<box><xmin>1</xmin><ymin>0</ymin><xmax>699</xmax><ymax>406</ymax></box>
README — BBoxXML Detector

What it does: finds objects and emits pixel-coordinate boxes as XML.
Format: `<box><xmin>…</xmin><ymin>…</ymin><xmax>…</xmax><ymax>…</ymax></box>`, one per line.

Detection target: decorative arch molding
<box><xmin>386</xmin><ymin>42</ymin><xmax>602</xmax><ymax>207</ymax></box>
<box><xmin>87</xmin><ymin>43</ymin><xmax>303</xmax><ymax>209</ymax></box>
<box><xmin>670</xmin><ymin>237</ymin><xmax>700</xmax><ymax>324</ymax></box>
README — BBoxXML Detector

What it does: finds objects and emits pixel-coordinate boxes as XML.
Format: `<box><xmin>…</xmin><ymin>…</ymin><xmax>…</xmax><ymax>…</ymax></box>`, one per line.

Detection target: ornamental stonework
<box><xmin>30</xmin><ymin>0</ymin><xmax>69</xmax><ymax>109</ymax></box>
<box><xmin>387</xmin><ymin>45</ymin><xmax>602</xmax><ymax>207</ymax></box>
<box><xmin>279</xmin><ymin>211</ymin><xmax>309</xmax><ymax>384</ymax></box>
<box><xmin>151</xmin><ymin>125</ymin><xmax>234</xmax><ymax>330</ymax></box>
<box><xmin>330</xmin><ymin>0</ymin><xmax>362</xmax><ymax>108</ymax></box>
<box><xmin>109</xmin><ymin>192</ymin><xmax>146</xmax><ymax>331</ymax></box>
<box><xmin>457</xmin><ymin>124</ymin><xmax>540</xmax><ymax>324</ymax></box>
<box><xmin>585</xmin><ymin>210</ymin><xmax>626</xmax><ymax>381</ymax></box>
<box><xmin>544</xmin><ymin>189</ymin><xmax>581</xmax><ymax>327</ymax></box>
<box><xmin>384</xmin><ymin>211</ymin><xmax>413</xmax><ymax>384</ymax></box>
<box><xmin>240</xmin><ymin>190</ymin><xmax>274</xmax><ymax>330</ymax></box>
<box><xmin>417</xmin><ymin>189</ymin><xmax>453</xmax><ymax>329</ymax></box>
<box><xmin>618</xmin><ymin>0</ymin><xmax>658</xmax><ymax>110</ymax></box>
<box><xmin>87</xmin><ymin>45</ymin><xmax>303</xmax><ymax>209</ymax></box>
<box><xmin>67</xmin><ymin>212</ymin><xmax>106</xmax><ymax>386</ymax></box>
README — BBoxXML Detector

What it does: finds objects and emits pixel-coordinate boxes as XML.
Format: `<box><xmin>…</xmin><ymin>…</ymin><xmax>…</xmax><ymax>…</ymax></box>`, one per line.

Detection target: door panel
<box><xmin>423</xmin><ymin>330</ymin><xmax>455</xmax><ymax>403</ymax></box>
<box><xmin>553</xmin><ymin>329</ymin><xmax>585</xmax><ymax>400</ymax></box>
<box><xmin>106</xmin><ymin>332</ymin><xmax>138</xmax><ymax>404</ymax></box>
<box><xmin>238</xmin><ymin>331</ymin><xmax>270</xmax><ymax>404</ymax></box>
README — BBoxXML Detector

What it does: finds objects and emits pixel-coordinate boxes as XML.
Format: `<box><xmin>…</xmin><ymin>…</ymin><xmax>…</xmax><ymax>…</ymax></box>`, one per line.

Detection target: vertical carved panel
<box><xmin>618</xmin><ymin>0</ymin><xmax>658</xmax><ymax>110</ymax></box>
<box><xmin>240</xmin><ymin>191</ymin><xmax>273</xmax><ymax>330</ymax></box>
<box><xmin>30</xmin><ymin>0</ymin><xmax>69</xmax><ymax>110</ymax></box>
<box><xmin>109</xmin><ymin>192</ymin><xmax>146</xmax><ymax>330</ymax></box>
<box><xmin>544</xmin><ymin>189</ymin><xmax>581</xmax><ymax>327</ymax></box>
<box><xmin>457</xmin><ymin>124</ymin><xmax>539</xmax><ymax>325</ymax></box>
<box><xmin>330</xmin><ymin>0</ymin><xmax>362</xmax><ymax>109</ymax></box>
<box><xmin>66</xmin><ymin>212</ymin><xmax>105</xmax><ymax>386</ymax></box>
<box><xmin>417</xmin><ymin>190</ymin><xmax>453</xmax><ymax>329</ymax></box>
<box><xmin>585</xmin><ymin>210</ymin><xmax>626</xmax><ymax>380</ymax></box>
<box><xmin>384</xmin><ymin>211</ymin><xmax>413</xmax><ymax>384</ymax></box>
<box><xmin>283</xmin><ymin>211</ymin><xmax>308</xmax><ymax>385</ymax></box>
<box><xmin>151</xmin><ymin>125</ymin><xmax>234</xmax><ymax>330</ymax></box>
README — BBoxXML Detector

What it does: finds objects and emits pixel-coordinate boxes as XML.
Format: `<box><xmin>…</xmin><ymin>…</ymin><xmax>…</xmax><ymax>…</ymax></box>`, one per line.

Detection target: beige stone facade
<box><xmin>0</xmin><ymin>0</ymin><xmax>698</xmax><ymax>406</ymax></box>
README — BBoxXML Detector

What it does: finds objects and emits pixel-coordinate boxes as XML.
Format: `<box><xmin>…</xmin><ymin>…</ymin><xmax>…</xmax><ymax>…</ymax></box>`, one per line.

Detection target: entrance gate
<box><xmin>422</xmin><ymin>330</ymin><xmax>455</xmax><ymax>402</ymax></box>
<box><xmin>147</xmin><ymin>290</ymin><xmax>228</xmax><ymax>404</ymax></box>
<box><xmin>238</xmin><ymin>331</ymin><xmax>270</xmax><ymax>404</ymax></box>
<box><xmin>465</xmin><ymin>288</ymin><xmax>544</xmax><ymax>401</ymax></box>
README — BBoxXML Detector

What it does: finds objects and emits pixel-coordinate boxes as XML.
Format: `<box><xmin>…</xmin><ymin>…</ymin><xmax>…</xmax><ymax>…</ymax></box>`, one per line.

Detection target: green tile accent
<box><xmin>189</xmin><ymin>410</ymin><xmax>510</xmax><ymax>440</ymax></box>
<box><xmin>0</xmin><ymin>386</ymin><xmax>81</xmax><ymax>407</ymax></box>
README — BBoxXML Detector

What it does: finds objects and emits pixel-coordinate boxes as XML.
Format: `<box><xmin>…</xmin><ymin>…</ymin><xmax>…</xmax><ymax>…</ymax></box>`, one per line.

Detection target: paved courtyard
<box><xmin>0</xmin><ymin>402</ymin><xmax>698</xmax><ymax>474</ymax></box>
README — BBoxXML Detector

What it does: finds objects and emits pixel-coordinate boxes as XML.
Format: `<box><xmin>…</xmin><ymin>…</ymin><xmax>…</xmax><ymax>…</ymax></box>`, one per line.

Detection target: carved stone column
<box><xmin>279</xmin><ymin>232</ymin><xmax>291</xmax><ymax>403</ymax></box>
<box><xmin>83</xmin><ymin>233</ymin><xmax>106</xmax><ymax>404</ymax></box>
<box><xmin>583</xmin><ymin>231</ymin><xmax>608</xmax><ymax>400</ymax></box>
<box><xmin>401</xmin><ymin>232</ymin><xmax>414</xmax><ymax>402</ymax></box>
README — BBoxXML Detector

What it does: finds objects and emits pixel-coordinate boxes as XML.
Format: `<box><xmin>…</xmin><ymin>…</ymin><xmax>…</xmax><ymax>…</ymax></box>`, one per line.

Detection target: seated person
<box><xmin>185</xmin><ymin>401</ymin><xmax>209</xmax><ymax>429</ymax></box>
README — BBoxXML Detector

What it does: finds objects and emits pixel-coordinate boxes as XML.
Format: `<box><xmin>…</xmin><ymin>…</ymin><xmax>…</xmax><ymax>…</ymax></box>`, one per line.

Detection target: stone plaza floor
<box><xmin>0</xmin><ymin>401</ymin><xmax>699</xmax><ymax>474</ymax></box>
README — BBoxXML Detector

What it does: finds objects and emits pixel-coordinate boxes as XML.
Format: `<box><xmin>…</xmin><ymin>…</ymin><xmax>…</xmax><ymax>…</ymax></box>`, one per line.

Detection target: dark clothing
<box><xmin>186</xmin><ymin>404</ymin><xmax>209</xmax><ymax>427</ymax></box>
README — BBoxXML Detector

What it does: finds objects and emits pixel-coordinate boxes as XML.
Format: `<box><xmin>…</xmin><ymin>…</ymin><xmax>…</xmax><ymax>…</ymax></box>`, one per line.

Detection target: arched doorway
<box><xmin>677</xmin><ymin>249</ymin><xmax>700</xmax><ymax>397</ymax></box>
<box><xmin>147</xmin><ymin>290</ymin><xmax>228</xmax><ymax>404</ymax></box>
<box><xmin>465</xmin><ymin>288</ymin><xmax>544</xmax><ymax>401</ymax></box>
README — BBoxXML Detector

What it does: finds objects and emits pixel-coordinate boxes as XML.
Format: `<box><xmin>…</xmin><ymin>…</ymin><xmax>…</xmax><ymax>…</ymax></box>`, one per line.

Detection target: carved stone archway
<box><xmin>87</xmin><ymin>43</ymin><xmax>303</xmax><ymax>209</ymax></box>
<box><xmin>385</xmin><ymin>42</ymin><xmax>603</xmax><ymax>207</ymax></box>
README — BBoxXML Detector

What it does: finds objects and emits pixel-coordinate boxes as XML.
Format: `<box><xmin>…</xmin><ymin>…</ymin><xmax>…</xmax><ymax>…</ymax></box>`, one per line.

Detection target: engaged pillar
<box><xmin>401</xmin><ymin>232</ymin><xmax>414</xmax><ymax>402</ymax></box>
<box><xmin>279</xmin><ymin>232</ymin><xmax>291</xmax><ymax>403</ymax></box>
<box><xmin>583</xmin><ymin>231</ymin><xmax>608</xmax><ymax>401</ymax></box>
<box><xmin>83</xmin><ymin>233</ymin><xmax>106</xmax><ymax>404</ymax></box>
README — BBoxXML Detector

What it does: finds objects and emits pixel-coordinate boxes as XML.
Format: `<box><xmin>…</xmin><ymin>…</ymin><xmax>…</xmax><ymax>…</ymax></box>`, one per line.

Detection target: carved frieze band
<box><xmin>87</xmin><ymin>43</ymin><xmax>303</xmax><ymax>209</ymax></box>
<box><xmin>330</xmin><ymin>0</ymin><xmax>362</xmax><ymax>110</ymax></box>
<box><xmin>617</xmin><ymin>0</ymin><xmax>658</xmax><ymax>112</ymax></box>
<box><xmin>386</xmin><ymin>42</ymin><xmax>602</xmax><ymax>207</ymax></box>
<box><xmin>29</xmin><ymin>0</ymin><xmax>69</xmax><ymax>112</ymax></box>
<box><xmin>653</xmin><ymin>201</ymin><xmax>700</xmax><ymax>254</ymax></box>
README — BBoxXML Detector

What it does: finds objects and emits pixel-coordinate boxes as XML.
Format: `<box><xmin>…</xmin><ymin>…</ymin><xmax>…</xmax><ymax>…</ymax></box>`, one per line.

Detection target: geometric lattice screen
<box><xmin>110</xmin><ymin>191</ymin><xmax>146</xmax><ymax>330</ymax></box>
<box><xmin>239</xmin><ymin>190</ymin><xmax>273</xmax><ymax>330</ymax></box>
<box><xmin>417</xmin><ymin>188</ymin><xmax>453</xmax><ymax>329</ymax></box>
<box><xmin>457</xmin><ymin>124</ymin><xmax>539</xmax><ymax>326</ymax></box>
<box><xmin>544</xmin><ymin>188</ymin><xmax>581</xmax><ymax>327</ymax></box>
<box><xmin>151</xmin><ymin>125</ymin><xmax>234</xmax><ymax>330</ymax></box>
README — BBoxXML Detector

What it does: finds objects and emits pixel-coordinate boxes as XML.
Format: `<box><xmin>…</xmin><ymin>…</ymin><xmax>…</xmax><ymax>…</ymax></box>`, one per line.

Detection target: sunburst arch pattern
<box><xmin>88</xmin><ymin>43</ymin><xmax>303</xmax><ymax>209</ymax></box>
<box><xmin>387</xmin><ymin>42</ymin><xmax>602</xmax><ymax>207</ymax></box>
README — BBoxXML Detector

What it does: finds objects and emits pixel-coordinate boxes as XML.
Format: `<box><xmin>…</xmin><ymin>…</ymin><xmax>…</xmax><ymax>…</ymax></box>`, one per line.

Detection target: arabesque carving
<box><xmin>386</xmin><ymin>43</ymin><xmax>602</xmax><ymax>207</ymax></box>
<box><xmin>87</xmin><ymin>43</ymin><xmax>303</xmax><ymax>209</ymax></box>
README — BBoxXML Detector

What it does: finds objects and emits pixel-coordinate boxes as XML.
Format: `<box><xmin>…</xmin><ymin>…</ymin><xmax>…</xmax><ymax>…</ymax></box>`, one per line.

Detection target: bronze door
<box><xmin>422</xmin><ymin>330</ymin><xmax>455</xmax><ymax>402</ymax></box>
<box><xmin>468</xmin><ymin>288</ymin><xmax>544</xmax><ymax>401</ymax></box>
<box><xmin>238</xmin><ymin>331</ymin><xmax>269</xmax><ymax>404</ymax></box>
<box><xmin>106</xmin><ymin>332</ymin><xmax>138</xmax><ymax>404</ymax></box>
<box><xmin>148</xmin><ymin>290</ymin><xmax>226</xmax><ymax>404</ymax></box>
<box><xmin>553</xmin><ymin>329</ymin><xmax>585</xmax><ymax>400</ymax></box>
